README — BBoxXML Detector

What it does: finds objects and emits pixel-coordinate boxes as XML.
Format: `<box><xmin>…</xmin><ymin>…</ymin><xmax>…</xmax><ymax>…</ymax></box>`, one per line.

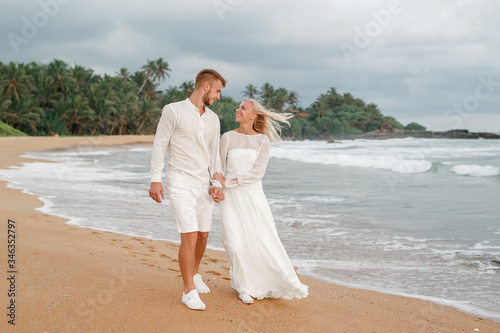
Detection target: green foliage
<box><xmin>404</xmin><ymin>122</ymin><xmax>426</xmax><ymax>131</ymax></box>
<box><xmin>0</xmin><ymin>59</ymin><xmax>170</xmax><ymax>136</ymax></box>
<box><xmin>0</xmin><ymin>59</ymin><xmax>405</xmax><ymax>138</ymax></box>
<box><xmin>210</xmin><ymin>96</ymin><xmax>239</xmax><ymax>134</ymax></box>
<box><xmin>380</xmin><ymin>116</ymin><xmax>404</xmax><ymax>131</ymax></box>
<box><xmin>0</xmin><ymin>120</ymin><xmax>28</xmax><ymax>136</ymax></box>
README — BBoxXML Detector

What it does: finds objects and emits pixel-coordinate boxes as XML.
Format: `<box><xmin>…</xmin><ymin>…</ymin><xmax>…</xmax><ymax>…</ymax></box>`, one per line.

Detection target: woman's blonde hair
<box><xmin>246</xmin><ymin>99</ymin><xmax>292</xmax><ymax>144</ymax></box>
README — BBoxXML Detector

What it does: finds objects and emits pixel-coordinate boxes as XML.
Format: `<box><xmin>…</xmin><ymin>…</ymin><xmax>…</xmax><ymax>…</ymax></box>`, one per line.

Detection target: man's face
<box><xmin>202</xmin><ymin>80</ymin><xmax>223</xmax><ymax>106</ymax></box>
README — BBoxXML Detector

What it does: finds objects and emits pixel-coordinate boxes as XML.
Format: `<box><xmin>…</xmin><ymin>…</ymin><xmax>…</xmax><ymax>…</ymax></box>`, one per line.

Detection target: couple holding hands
<box><xmin>149</xmin><ymin>69</ymin><xmax>308</xmax><ymax>310</ymax></box>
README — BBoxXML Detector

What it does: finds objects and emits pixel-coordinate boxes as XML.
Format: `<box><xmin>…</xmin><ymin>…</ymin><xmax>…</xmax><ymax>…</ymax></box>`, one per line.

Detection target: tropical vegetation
<box><xmin>0</xmin><ymin>59</ymin><xmax>424</xmax><ymax>138</ymax></box>
<box><xmin>0</xmin><ymin>120</ymin><xmax>27</xmax><ymax>136</ymax></box>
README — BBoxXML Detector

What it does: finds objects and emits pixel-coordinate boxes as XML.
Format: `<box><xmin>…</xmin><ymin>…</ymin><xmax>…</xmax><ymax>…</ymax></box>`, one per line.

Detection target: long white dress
<box><xmin>219</xmin><ymin>131</ymin><xmax>308</xmax><ymax>300</ymax></box>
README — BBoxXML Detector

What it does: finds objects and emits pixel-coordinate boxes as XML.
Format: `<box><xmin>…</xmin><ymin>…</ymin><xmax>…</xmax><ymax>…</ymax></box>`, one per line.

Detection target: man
<box><xmin>149</xmin><ymin>69</ymin><xmax>226</xmax><ymax>310</ymax></box>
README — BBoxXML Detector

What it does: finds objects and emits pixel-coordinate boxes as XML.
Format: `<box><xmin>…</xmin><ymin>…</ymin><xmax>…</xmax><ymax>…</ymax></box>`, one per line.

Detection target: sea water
<box><xmin>1</xmin><ymin>138</ymin><xmax>499</xmax><ymax>321</ymax></box>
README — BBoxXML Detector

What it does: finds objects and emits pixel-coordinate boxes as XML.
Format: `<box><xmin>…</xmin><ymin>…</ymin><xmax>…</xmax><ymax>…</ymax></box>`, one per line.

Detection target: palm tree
<box><xmin>70</xmin><ymin>65</ymin><xmax>89</xmax><ymax>92</ymax></box>
<box><xmin>364</xmin><ymin>103</ymin><xmax>383</xmax><ymax>131</ymax></box>
<box><xmin>325</xmin><ymin>87</ymin><xmax>343</xmax><ymax>109</ymax></box>
<box><xmin>116</xmin><ymin>110</ymin><xmax>129</xmax><ymax>135</ymax></box>
<box><xmin>25</xmin><ymin>61</ymin><xmax>44</xmax><ymax>86</ymax></box>
<box><xmin>34</xmin><ymin>76</ymin><xmax>60</xmax><ymax>109</ymax></box>
<box><xmin>162</xmin><ymin>86</ymin><xmax>186</xmax><ymax>105</ymax></box>
<box><xmin>116</xmin><ymin>68</ymin><xmax>130</xmax><ymax>82</ymax></box>
<box><xmin>0</xmin><ymin>94</ymin><xmax>12</xmax><ymax>114</ymax></box>
<box><xmin>136</xmin><ymin>99</ymin><xmax>161</xmax><ymax>134</ymax></box>
<box><xmin>1</xmin><ymin>62</ymin><xmax>32</xmax><ymax>104</ymax></box>
<box><xmin>60</xmin><ymin>92</ymin><xmax>94</xmax><ymax>135</ymax></box>
<box><xmin>342</xmin><ymin>92</ymin><xmax>355</xmax><ymax>106</ymax></box>
<box><xmin>0</xmin><ymin>94</ymin><xmax>14</xmax><ymax>125</ymax></box>
<box><xmin>287</xmin><ymin>91</ymin><xmax>299</xmax><ymax>110</ymax></box>
<box><xmin>260</xmin><ymin>82</ymin><xmax>274</xmax><ymax>106</ymax></box>
<box><xmin>312</xmin><ymin>94</ymin><xmax>328</xmax><ymax>118</ymax></box>
<box><xmin>48</xmin><ymin>59</ymin><xmax>70</xmax><ymax>93</ymax></box>
<box><xmin>180</xmin><ymin>80</ymin><xmax>194</xmax><ymax>97</ymax></box>
<box><xmin>151</xmin><ymin>58</ymin><xmax>171</xmax><ymax>85</ymax></box>
<box><xmin>137</xmin><ymin>58</ymin><xmax>171</xmax><ymax>96</ymax></box>
<box><xmin>2</xmin><ymin>98</ymin><xmax>40</xmax><ymax>134</ymax></box>
<box><xmin>242</xmin><ymin>84</ymin><xmax>258</xmax><ymax>99</ymax></box>
<box><xmin>143</xmin><ymin>80</ymin><xmax>158</xmax><ymax>101</ymax></box>
<box><xmin>89</xmin><ymin>97</ymin><xmax>114</xmax><ymax>135</ymax></box>
<box><xmin>273</xmin><ymin>87</ymin><xmax>288</xmax><ymax>112</ymax></box>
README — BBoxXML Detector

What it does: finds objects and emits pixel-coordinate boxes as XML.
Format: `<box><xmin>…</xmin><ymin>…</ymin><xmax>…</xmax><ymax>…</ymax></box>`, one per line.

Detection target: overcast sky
<box><xmin>2</xmin><ymin>0</ymin><xmax>499</xmax><ymax>132</ymax></box>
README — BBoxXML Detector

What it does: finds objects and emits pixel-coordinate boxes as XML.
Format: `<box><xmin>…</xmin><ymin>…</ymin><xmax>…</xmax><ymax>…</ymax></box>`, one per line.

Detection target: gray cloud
<box><xmin>1</xmin><ymin>0</ymin><xmax>499</xmax><ymax>131</ymax></box>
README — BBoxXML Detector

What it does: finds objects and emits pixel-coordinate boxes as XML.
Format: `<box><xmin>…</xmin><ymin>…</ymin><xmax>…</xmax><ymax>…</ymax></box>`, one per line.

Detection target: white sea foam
<box><xmin>272</xmin><ymin>149</ymin><xmax>432</xmax><ymax>174</ymax></box>
<box><xmin>450</xmin><ymin>164</ymin><xmax>500</xmax><ymax>177</ymax></box>
<box><xmin>272</xmin><ymin>139</ymin><xmax>439</xmax><ymax>174</ymax></box>
<box><xmin>472</xmin><ymin>242</ymin><xmax>500</xmax><ymax>251</ymax></box>
<box><xmin>296</xmin><ymin>196</ymin><xmax>345</xmax><ymax>204</ymax></box>
<box><xmin>273</xmin><ymin>139</ymin><xmax>500</xmax><ymax>175</ymax></box>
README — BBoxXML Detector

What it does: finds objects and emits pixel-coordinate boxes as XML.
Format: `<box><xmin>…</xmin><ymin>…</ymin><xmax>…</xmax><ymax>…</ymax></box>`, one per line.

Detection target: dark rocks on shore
<box><xmin>283</xmin><ymin>129</ymin><xmax>500</xmax><ymax>142</ymax></box>
<box><xmin>328</xmin><ymin>129</ymin><xmax>500</xmax><ymax>141</ymax></box>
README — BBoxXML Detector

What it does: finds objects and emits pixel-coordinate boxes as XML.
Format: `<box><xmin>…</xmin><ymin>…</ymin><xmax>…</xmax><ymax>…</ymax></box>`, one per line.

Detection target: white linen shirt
<box><xmin>150</xmin><ymin>98</ymin><xmax>221</xmax><ymax>187</ymax></box>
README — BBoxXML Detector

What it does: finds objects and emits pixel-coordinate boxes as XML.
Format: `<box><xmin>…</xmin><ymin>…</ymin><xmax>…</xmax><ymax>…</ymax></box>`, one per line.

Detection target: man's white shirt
<box><xmin>150</xmin><ymin>98</ymin><xmax>221</xmax><ymax>187</ymax></box>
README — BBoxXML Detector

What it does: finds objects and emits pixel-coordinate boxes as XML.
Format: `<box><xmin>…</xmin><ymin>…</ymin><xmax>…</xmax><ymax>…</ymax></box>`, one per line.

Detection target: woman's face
<box><xmin>235</xmin><ymin>100</ymin><xmax>256</xmax><ymax>124</ymax></box>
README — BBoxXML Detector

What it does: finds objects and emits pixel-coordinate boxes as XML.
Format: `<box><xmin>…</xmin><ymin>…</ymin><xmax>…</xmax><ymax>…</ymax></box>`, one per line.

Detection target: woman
<box><xmin>213</xmin><ymin>99</ymin><xmax>308</xmax><ymax>304</ymax></box>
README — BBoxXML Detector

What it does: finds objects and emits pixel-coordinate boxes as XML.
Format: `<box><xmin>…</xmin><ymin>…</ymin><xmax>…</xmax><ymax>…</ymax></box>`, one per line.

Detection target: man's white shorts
<box><xmin>166</xmin><ymin>184</ymin><xmax>214</xmax><ymax>233</ymax></box>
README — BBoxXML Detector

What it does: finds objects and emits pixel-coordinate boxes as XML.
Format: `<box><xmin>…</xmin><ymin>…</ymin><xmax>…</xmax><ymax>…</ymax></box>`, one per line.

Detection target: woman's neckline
<box><xmin>231</xmin><ymin>130</ymin><xmax>261</xmax><ymax>136</ymax></box>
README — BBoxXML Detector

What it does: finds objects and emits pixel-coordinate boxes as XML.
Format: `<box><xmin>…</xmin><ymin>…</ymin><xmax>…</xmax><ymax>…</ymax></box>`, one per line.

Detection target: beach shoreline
<box><xmin>1</xmin><ymin>135</ymin><xmax>499</xmax><ymax>332</ymax></box>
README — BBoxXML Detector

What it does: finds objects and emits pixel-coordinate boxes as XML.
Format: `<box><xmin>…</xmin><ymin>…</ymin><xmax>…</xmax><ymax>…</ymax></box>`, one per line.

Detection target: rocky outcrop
<box><xmin>330</xmin><ymin>129</ymin><xmax>500</xmax><ymax>141</ymax></box>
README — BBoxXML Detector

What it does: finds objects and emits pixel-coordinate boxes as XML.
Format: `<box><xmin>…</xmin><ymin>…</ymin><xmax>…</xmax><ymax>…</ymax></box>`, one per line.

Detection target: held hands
<box><xmin>210</xmin><ymin>172</ymin><xmax>226</xmax><ymax>203</ymax></box>
<box><xmin>150</xmin><ymin>180</ymin><xmax>224</xmax><ymax>203</ymax></box>
<box><xmin>149</xmin><ymin>182</ymin><xmax>164</xmax><ymax>203</ymax></box>
<box><xmin>209</xmin><ymin>186</ymin><xmax>225</xmax><ymax>203</ymax></box>
<box><xmin>212</xmin><ymin>172</ymin><xmax>226</xmax><ymax>187</ymax></box>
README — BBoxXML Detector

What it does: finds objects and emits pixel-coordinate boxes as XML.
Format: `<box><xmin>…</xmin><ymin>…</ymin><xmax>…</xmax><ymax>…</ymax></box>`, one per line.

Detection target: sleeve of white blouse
<box><xmin>150</xmin><ymin>105</ymin><xmax>176</xmax><ymax>183</ymax></box>
<box><xmin>219</xmin><ymin>133</ymin><xmax>229</xmax><ymax>175</ymax></box>
<box><xmin>225</xmin><ymin>135</ymin><xmax>270</xmax><ymax>188</ymax></box>
<box><xmin>208</xmin><ymin>115</ymin><xmax>222</xmax><ymax>188</ymax></box>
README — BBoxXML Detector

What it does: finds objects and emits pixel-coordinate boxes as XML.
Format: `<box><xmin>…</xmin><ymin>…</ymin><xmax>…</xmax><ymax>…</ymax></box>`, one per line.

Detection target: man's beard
<box><xmin>202</xmin><ymin>92</ymin><xmax>212</xmax><ymax>106</ymax></box>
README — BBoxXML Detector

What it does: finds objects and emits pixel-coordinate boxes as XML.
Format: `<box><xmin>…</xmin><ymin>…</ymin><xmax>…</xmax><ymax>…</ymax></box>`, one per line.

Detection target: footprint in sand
<box><xmin>140</xmin><ymin>258</ymin><xmax>155</xmax><ymax>267</ymax></box>
<box><xmin>133</xmin><ymin>251</ymin><xmax>151</xmax><ymax>257</ymax></box>
<box><xmin>206</xmin><ymin>257</ymin><xmax>219</xmax><ymax>263</ymax></box>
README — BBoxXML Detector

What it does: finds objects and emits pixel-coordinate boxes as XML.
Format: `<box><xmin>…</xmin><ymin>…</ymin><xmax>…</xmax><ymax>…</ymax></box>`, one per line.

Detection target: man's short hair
<box><xmin>195</xmin><ymin>69</ymin><xmax>227</xmax><ymax>89</ymax></box>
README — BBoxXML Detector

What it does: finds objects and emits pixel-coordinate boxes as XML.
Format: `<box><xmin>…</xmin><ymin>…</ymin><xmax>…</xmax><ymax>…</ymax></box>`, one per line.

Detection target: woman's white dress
<box><xmin>219</xmin><ymin>131</ymin><xmax>308</xmax><ymax>300</ymax></box>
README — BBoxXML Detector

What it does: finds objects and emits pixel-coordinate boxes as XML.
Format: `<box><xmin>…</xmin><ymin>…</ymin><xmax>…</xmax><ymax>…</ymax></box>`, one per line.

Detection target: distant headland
<box><xmin>305</xmin><ymin>129</ymin><xmax>500</xmax><ymax>142</ymax></box>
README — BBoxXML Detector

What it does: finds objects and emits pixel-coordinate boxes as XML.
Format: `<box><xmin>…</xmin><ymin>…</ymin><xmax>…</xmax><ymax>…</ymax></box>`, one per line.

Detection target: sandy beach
<box><xmin>1</xmin><ymin>135</ymin><xmax>499</xmax><ymax>332</ymax></box>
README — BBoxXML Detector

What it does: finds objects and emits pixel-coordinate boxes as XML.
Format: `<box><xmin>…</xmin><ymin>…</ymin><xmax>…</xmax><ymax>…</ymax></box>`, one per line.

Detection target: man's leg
<box><xmin>179</xmin><ymin>232</ymin><xmax>198</xmax><ymax>293</ymax></box>
<box><xmin>167</xmin><ymin>186</ymin><xmax>206</xmax><ymax>310</ymax></box>
<box><xmin>179</xmin><ymin>232</ymin><xmax>206</xmax><ymax>310</ymax></box>
<box><xmin>193</xmin><ymin>231</ymin><xmax>209</xmax><ymax>275</ymax></box>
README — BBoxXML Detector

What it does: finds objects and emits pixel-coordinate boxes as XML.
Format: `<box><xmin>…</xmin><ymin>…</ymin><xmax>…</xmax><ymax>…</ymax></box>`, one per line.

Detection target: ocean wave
<box><xmin>450</xmin><ymin>164</ymin><xmax>500</xmax><ymax>177</ymax></box>
<box><xmin>24</xmin><ymin>150</ymin><xmax>112</xmax><ymax>160</ymax></box>
<box><xmin>271</xmin><ymin>149</ymin><xmax>432</xmax><ymax>174</ymax></box>
<box><xmin>296</xmin><ymin>196</ymin><xmax>345</xmax><ymax>204</ymax></box>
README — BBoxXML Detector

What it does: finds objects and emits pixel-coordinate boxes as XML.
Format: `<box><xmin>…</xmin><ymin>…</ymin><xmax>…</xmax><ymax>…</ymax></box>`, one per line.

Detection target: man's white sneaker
<box><xmin>193</xmin><ymin>274</ymin><xmax>210</xmax><ymax>294</ymax></box>
<box><xmin>239</xmin><ymin>292</ymin><xmax>253</xmax><ymax>304</ymax></box>
<box><xmin>182</xmin><ymin>290</ymin><xmax>206</xmax><ymax>310</ymax></box>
